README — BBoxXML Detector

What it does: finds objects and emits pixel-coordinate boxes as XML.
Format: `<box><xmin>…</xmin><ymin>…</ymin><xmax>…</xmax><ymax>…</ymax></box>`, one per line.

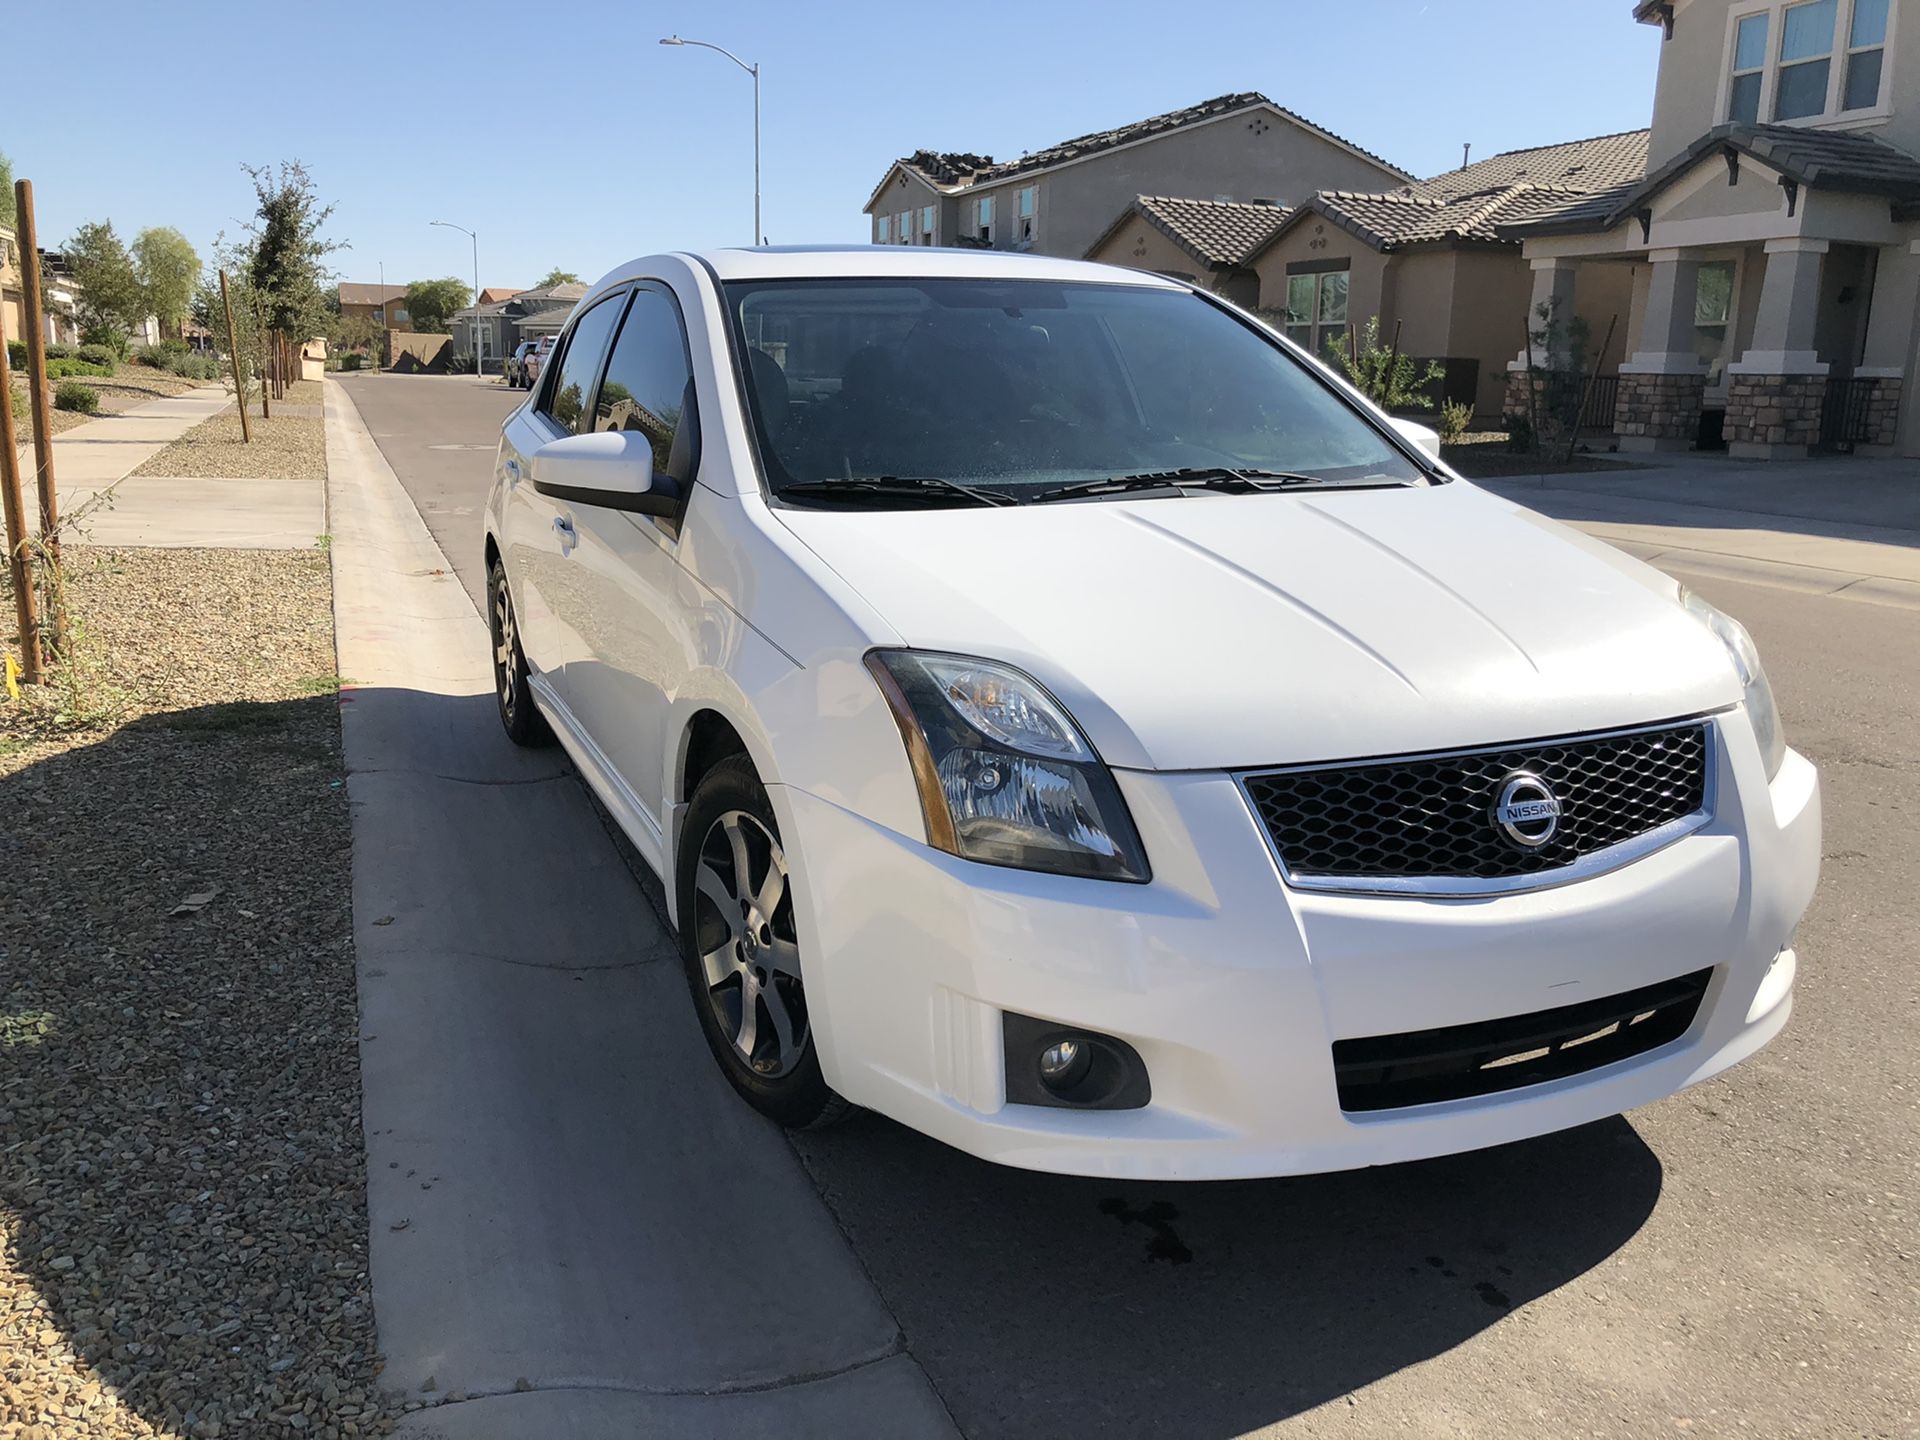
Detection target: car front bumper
<box><xmin>780</xmin><ymin>723</ymin><xmax>1820</xmax><ymax>1180</ymax></box>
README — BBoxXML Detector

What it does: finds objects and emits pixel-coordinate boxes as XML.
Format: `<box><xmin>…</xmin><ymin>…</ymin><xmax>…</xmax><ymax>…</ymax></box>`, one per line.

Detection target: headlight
<box><xmin>1680</xmin><ymin>588</ymin><xmax>1785</xmax><ymax>780</ymax></box>
<box><xmin>865</xmin><ymin>650</ymin><xmax>1150</xmax><ymax>882</ymax></box>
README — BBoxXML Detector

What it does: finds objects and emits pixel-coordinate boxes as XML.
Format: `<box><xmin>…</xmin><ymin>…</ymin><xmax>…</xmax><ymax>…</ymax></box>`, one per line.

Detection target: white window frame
<box><xmin>1014</xmin><ymin>185</ymin><xmax>1038</xmax><ymax>246</ymax></box>
<box><xmin>895</xmin><ymin>210</ymin><xmax>911</xmax><ymax>246</ymax></box>
<box><xmin>877</xmin><ymin>214</ymin><xmax>893</xmax><ymax>244</ymax></box>
<box><xmin>920</xmin><ymin>205</ymin><xmax>936</xmax><ymax>244</ymax></box>
<box><xmin>1718</xmin><ymin>0</ymin><xmax>1895</xmax><ymax>128</ymax></box>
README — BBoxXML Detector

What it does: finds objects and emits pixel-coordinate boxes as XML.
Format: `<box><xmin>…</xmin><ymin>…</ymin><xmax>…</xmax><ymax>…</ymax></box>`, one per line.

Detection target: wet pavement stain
<box><xmin>1098</xmin><ymin>1197</ymin><xmax>1194</xmax><ymax>1265</ymax></box>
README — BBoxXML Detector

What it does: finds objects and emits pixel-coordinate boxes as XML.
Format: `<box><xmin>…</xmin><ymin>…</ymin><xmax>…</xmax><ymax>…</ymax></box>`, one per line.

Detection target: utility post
<box><xmin>14</xmin><ymin>180</ymin><xmax>59</xmax><ymax>566</ymax></box>
<box><xmin>219</xmin><ymin>270</ymin><xmax>252</xmax><ymax>444</ymax></box>
<box><xmin>0</xmin><ymin>331</ymin><xmax>42</xmax><ymax>684</ymax></box>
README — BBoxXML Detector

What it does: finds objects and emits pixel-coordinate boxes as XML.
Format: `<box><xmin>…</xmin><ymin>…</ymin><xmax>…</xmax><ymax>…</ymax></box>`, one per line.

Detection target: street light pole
<box><xmin>660</xmin><ymin>35</ymin><xmax>761</xmax><ymax>244</ymax></box>
<box><xmin>430</xmin><ymin>220</ymin><xmax>482</xmax><ymax>374</ymax></box>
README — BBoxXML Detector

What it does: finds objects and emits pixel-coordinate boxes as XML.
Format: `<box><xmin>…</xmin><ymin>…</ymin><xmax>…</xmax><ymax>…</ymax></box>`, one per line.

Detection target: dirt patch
<box><xmin>130</xmin><ymin>414</ymin><xmax>325</xmax><ymax>483</ymax></box>
<box><xmin>0</xmin><ymin>548</ymin><xmax>397</xmax><ymax>1438</ymax></box>
<box><xmin>1442</xmin><ymin>432</ymin><xmax>1645</xmax><ymax>480</ymax></box>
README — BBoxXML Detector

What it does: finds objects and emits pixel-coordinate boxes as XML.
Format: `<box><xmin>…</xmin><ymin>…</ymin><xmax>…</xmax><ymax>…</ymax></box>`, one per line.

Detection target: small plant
<box><xmin>5</xmin><ymin>340</ymin><xmax>23</xmax><ymax>370</ymax></box>
<box><xmin>80</xmin><ymin>324</ymin><xmax>129</xmax><ymax>358</ymax></box>
<box><xmin>167</xmin><ymin>352</ymin><xmax>220</xmax><ymax>381</ymax></box>
<box><xmin>44</xmin><ymin>358</ymin><xmax>112</xmax><ymax>380</ymax></box>
<box><xmin>339</xmin><ymin>351</ymin><xmax>367</xmax><ymax>371</ymax></box>
<box><xmin>54</xmin><ymin>381</ymin><xmax>99</xmax><ymax>414</ymax></box>
<box><xmin>1327</xmin><ymin>317</ymin><xmax>1446</xmax><ymax>413</ymax></box>
<box><xmin>76</xmin><ymin>343</ymin><xmax>118</xmax><ymax>368</ymax></box>
<box><xmin>1437</xmin><ymin>399</ymin><xmax>1474</xmax><ymax>445</ymax></box>
<box><xmin>44</xmin><ymin>343</ymin><xmax>74</xmax><ymax>361</ymax></box>
<box><xmin>134</xmin><ymin>344</ymin><xmax>170</xmax><ymax>368</ymax></box>
<box><xmin>445</xmin><ymin>350</ymin><xmax>477</xmax><ymax>375</ymax></box>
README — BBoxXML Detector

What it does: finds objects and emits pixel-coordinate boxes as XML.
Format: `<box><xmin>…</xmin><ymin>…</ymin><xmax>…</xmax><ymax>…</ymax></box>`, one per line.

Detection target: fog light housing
<box><xmin>1002</xmin><ymin>1012</ymin><xmax>1151</xmax><ymax>1110</ymax></box>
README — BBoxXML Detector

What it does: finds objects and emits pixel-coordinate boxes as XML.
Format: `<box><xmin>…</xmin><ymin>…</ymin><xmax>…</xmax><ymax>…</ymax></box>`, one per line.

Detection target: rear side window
<box><xmin>539</xmin><ymin>295</ymin><xmax>624</xmax><ymax>434</ymax></box>
<box><xmin>594</xmin><ymin>284</ymin><xmax>696</xmax><ymax>482</ymax></box>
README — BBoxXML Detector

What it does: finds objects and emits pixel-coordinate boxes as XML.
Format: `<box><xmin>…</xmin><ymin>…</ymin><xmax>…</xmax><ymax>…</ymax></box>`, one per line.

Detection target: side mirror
<box><xmin>530</xmin><ymin>430</ymin><xmax>679</xmax><ymax>514</ymax></box>
<box><xmin>1388</xmin><ymin>416</ymin><xmax>1443</xmax><ymax>461</ymax></box>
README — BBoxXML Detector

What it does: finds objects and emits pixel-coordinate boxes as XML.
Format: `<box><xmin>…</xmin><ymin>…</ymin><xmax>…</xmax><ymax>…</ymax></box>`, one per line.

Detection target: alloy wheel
<box><xmin>492</xmin><ymin>575</ymin><xmax>519</xmax><ymax>720</ymax></box>
<box><xmin>691</xmin><ymin>809</ymin><xmax>808</xmax><ymax>1077</ymax></box>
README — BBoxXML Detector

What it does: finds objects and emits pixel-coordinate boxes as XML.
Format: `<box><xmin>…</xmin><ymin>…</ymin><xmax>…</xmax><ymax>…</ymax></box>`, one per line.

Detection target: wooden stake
<box><xmin>1521</xmin><ymin>315</ymin><xmax>1541</xmax><ymax>453</ymax></box>
<box><xmin>1563</xmin><ymin>312</ymin><xmax>1619</xmax><ymax>466</ymax></box>
<box><xmin>219</xmin><ymin>270</ymin><xmax>252</xmax><ymax>444</ymax></box>
<box><xmin>14</xmin><ymin>180</ymin><xmax>59</xmax><ymax>566</ymax></box>
<box><xmin>0</xmin><ymin>331</ymin><xmax>43</xmax><ymax>684</ymax></box>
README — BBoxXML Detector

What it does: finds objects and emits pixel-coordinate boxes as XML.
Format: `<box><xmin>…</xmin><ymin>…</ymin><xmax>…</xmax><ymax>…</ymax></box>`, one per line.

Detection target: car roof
<box><xmin>596</xmin><ymin>245</ymin><xmax>1186</xmax><ymax>290</ymax></box>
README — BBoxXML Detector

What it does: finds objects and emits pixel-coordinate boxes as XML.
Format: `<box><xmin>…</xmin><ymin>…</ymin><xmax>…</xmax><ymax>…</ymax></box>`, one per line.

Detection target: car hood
<box><xmin>773</xmin><ymin>482</ymin><xmax>1739</xmax><ymax>772</ymax></box>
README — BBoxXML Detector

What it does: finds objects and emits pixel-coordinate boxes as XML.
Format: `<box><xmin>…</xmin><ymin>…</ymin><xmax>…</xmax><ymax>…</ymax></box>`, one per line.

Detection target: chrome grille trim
<box><xmin>1235</xmin><ymin>716</ymin><xmax>1720</xmax><ymax>899</ymax></box>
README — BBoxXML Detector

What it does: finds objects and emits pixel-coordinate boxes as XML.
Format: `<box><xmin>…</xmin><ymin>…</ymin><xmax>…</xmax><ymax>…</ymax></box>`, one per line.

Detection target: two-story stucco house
<box><xmin>862</xmin><ymin>93</ymin><xmax>1413</xmax><ymax>262</ymax></box>
<box><xmin>1501</xmin><ymin>0</ymin><xmax>1920</xmax><ymax>458</ymax></box>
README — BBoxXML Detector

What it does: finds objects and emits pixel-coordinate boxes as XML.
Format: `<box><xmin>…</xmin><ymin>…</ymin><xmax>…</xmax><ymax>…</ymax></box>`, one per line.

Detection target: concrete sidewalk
<box><xmin>323</xmin><ymin>378</ymin><xmax>955</xmax><ymax>1439</ymax></box>
<box><xmin>13</xmin><ymin>384</ymin><xmax>325</xmax><ymax>548</ymax></box>
<box><xmin>1479</xmin><ymin>454</ymin><xmax>1920</xmax><ymax>609</ymax></box>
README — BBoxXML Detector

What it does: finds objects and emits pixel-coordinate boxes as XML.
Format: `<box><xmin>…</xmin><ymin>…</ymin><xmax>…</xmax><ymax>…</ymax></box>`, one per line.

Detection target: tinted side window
<box><xmin>594</xmin><ymin>285</ymin><xmax>695</xmax><ymax>480</ymax></box>
<box><xmin>540</xmin><ymin>295</ymin><xmax>624</xmax><ymax>434</ymax></box>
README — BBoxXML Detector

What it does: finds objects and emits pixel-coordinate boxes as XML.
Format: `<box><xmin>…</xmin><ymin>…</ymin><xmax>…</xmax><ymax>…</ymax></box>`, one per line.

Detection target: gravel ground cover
<box><xmin>8</xmin><ymin>388</ymin><xmax>89</xmax><ymax>444</ymax></box>
<box><xmin>1441</xmin><ymin>431</ymin><xmax>1643</xmax><ymax>479</ymax></box>
<box><xmin>130</xmin><ymin>414</ymin><xmax>325</xmax><ymax>483</ymax></box>
<box><xmin>0</xmin><ymin>548</ymin><xmax>397</xmax><ymax>1438</ymax></box>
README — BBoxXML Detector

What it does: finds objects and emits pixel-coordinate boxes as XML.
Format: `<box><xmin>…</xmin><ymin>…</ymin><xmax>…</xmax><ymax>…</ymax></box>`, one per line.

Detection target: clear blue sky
<box><xmin>5</xmin><ymin>0</ymin><xmax>1659</xmax><ymax>294</ymax></box>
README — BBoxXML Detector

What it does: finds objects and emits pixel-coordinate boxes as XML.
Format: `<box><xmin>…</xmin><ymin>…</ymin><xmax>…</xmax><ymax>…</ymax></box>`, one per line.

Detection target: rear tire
<box><xmin>676</xmin><ymin>755</ymin><xmax>850</xmax><ymax>1129</ymax></box>
<box><xmin>488</xmin><ymin>557</ymin><xmax>553</xmax><ymax>747</ymax></box>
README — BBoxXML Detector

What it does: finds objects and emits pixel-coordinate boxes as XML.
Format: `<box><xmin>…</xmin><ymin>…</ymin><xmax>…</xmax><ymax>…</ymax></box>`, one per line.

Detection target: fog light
<box><xmin>1038</xmin><ymin>1038</ymin><xmax>1091</xmax><ymax>1092</ymax></box>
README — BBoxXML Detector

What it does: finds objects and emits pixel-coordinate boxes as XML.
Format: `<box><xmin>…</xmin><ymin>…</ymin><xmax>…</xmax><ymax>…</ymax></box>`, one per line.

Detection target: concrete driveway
<box><xmin>333</xmin><ymin>371</ymin><xmax>1917</xmax><ymax>1437</ymax></box>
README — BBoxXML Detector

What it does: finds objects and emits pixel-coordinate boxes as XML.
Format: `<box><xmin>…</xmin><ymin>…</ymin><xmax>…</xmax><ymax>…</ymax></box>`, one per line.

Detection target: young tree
<box><xmin>405</xmin><ymin>277</ymin><xmax>472</xmax><ymax>332</ymax></box>
<box><xmin>535</xmin><ymin>268</ymin><xmax>581</xmax><ymax>288</ymax></box>
<box><xmin>0</xmin><ymin>150</ymin><xmax>14</xmax><ymax>228</ymax></box>
<box><xmin>63</xmin><ymin>220</ymin><xmax>147</xmax><ymax>341</ymax></box>
<box><xmin>133</xmin><ymin>226</ymin><xmax>202</xmax><ymax>338</ymax></box>
<box><xmin>243</xmin><ymin>160</ymin><xmax>343</xmax><ymax>342</ymax></box>
<box><xmin>1325</xmin><ymin>317</ymin><xmax>1446</xmax><ymax>413</ymax></box>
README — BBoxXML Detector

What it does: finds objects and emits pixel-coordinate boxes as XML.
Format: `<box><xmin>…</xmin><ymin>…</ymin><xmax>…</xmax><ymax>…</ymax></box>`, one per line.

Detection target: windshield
<box><xmin>724</xmin><ymin>278</ymin><xmax>1425</xmax><ymax>502</ymax></box>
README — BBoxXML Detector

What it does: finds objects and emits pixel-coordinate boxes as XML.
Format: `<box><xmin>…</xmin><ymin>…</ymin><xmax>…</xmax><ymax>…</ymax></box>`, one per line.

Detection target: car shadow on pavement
<box><xmin>793</xmin><ymin>1108</ymin><xmax>1662</xmax><ymax>1438</ymax></box>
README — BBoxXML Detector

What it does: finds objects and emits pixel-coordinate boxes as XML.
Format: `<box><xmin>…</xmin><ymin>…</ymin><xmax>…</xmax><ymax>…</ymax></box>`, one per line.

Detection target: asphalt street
<box><xmin>336</xmin><ymin>371</ymin><xmax>1918</xmax><ymax>1438</ymax></box>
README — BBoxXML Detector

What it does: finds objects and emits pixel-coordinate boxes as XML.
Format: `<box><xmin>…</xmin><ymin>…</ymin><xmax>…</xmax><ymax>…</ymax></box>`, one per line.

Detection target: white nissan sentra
<box><xmin>483</xmin><ymin>246</ymin><xmax>1820</xmax><ymax>1179</ymax></box>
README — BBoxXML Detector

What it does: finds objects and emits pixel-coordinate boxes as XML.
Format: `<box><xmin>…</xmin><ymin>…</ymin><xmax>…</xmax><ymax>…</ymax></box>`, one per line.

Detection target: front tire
<box><xmin>676</xmin><ymin>755</ymin><xmax>848</xmax><ymax>1129</ymax></box>
<box><xmin>488</xmin><ymin>557</ymin><xmax>552</xmax><ymax>747</ymax></box>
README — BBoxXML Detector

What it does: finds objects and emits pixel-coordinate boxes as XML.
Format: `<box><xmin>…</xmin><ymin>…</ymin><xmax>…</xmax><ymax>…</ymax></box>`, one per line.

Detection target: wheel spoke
<box><xmin>733</xmin><ymin>987</ymin><xmax>759</xmax><ymax>1060</ymax></box>
<box><xmin>754</xmin><ymin>849</ymin><xmax>787</xmax><ymax>918</ymax></box>
<box><xmin>760</xmin><ymin>980</ymin><xmax>800</xmax><ymax>1065</ymax></box>
<box><xmin>723</xmin><ymin>815</ymin><xmax>755</xmax><ymax>898</ymax></box>
<box><xmin>762</xmin><ymin>935</ymin><xmax>802</xmax><ymax>980</ymax></box>
<box><xmin>699</xmin><ymin>938</ymin><xmax>740</xmax><ymax>990</ymax></box>
<box><xmin>694</xmin><ymin>861</ymin><xmax>736</xmax><ymax>920</ymax></box>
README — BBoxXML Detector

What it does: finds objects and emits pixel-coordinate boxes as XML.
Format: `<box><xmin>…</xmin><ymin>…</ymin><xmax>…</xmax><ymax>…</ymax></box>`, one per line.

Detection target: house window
<box><xmin>1776</xmin><ymin>0</ymin><xmax>1837</xmax><ymax>120</ymax></box>
<box><xmin>1723</xmin><ymin>0</ymin><xmax>1890</xmax><ymax>123</ymax></box>
<box><xmin>1843</xmin><ymin>0</ymin><xmax>1888</xmax><ymax>109</ymax></box>
<box><xmin>1015</xmin><ymin>185</ymin><xmax>1037</xmax><ymax>244</ymax></box>
<box><xmin>1730</xmin><ymin>12</ymin><xmax>1769</xmax><ymax>121</ymax></box>
<box><xmin>877</xmin><ymin>214</ymin><xmax>893</xmax><ymax>244</ymax></box>
<box><xmin>976</xmin><ymin>195</ymin><xmax>994</xmax><ymax>243</ymax></box>
<box><xmin>897</xmin><ymin>210</ymin><xmax>911</xmax><ymax>245</ymax></box>
<box><xmin>920</xmin><ymin>206</ymin><xmax>935</xmax><ymax>243</ymax></box>
<box><xmin>1283</xmin><ymin>265</ymin><xmax>1349</xmax><ymax>356</ymax></box>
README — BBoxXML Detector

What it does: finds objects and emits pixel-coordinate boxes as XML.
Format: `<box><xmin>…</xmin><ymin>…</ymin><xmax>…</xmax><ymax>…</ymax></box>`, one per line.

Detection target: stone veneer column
<box><xmin>1725</xmin><ymin>238</ymin><xmax>1829</xmax><ymax>460</ymax></box>
<box><xmin>1615</xmin><ymin>250</ymin><xmax>1709</xmax><ymax>451</ymax></box>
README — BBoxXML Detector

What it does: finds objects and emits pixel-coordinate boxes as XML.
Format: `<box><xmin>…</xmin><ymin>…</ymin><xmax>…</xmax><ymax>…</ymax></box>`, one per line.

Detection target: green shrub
<box><xmin>134</xmin><ymin>344</ymin><xmax>171</xmax><ymax>368</ymax></box>
<box><xmin>5</xmin><ymin>340</ymin><xmax>24</xmax><ymax>370</ymax></box>
<box><xmin>340</xmin><ymin>351</ymin><xmax>367</xmax><ymax>371</ymax></box>
<box><xmin>1437</xmin><ymin>399</ymin><xmax>1474</xmax><ymax>445</ymax></box>
<box><xmin>44</xmin><ymin>343</ymin><xmax>74</xmax><ymax>361</ymax></box>
<box><xmin>159</xmin><ymin>337</ymin><xmax>190</xmax><ymax>357</ymax></box>
<box><xmin>445</xmin><ymin>350</ymin><xmax>476</xmax><ymax>375</ymax></box>
<box><xmin>166</xmin><ymin>352</ymin><xmax>221</xmax><ymax>381</ymax></box>
<box><xmin>80</xmin><ymin>324</ymin><xmax>129</xmax><ymax>357</ymax></box>
<box><xmin>54</xmin><ymin>381</ymin><xmax>100</xmax><ymax>414</ymax></box>
<box><xmin>77</xmin><ymin>343</ymin><xmax>118</xmax><ymax>368</ymax></box>
<box><xmin>44</xmin><ymin>358</ymin><xmax>113</xmax><ymax>379</ymax></box>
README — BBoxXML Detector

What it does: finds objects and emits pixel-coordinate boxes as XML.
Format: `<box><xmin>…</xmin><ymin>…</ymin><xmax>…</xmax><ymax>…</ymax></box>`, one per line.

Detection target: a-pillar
<box><xmin>1725</xmin><ymin>238</ymin><xmax>1829</xmax><ymax>459</ymax></box>
<box><xmin>1615</xmin><ymin>249</ymin><xmax>1708</xmax><ymax>452</ymax></box>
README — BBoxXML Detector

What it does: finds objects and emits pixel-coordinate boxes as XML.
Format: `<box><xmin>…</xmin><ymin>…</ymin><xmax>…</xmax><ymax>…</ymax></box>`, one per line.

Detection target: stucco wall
<box><xmin>1086</xmin><ymin>218</ymin><xmax>1204</xmax><ymax>284</ymax></box>
<box><xmin>1650</xmin><ymin>0</ymin><xmax>1919</xmax><ymax>166</ymax></box>
<box><xmin>867</xmin><ymin>167</ymin><xmax>949</xmax><ymax>245</ymax></box>
<box><xmin>1444</xmin><ymin>248</ymin><xmax>1535</xmax><ymax>417</ymax></box>
<box><xmin>1251</xmin><ymin>221</ymin><xmax>1393</xmax><ymax>332</ymax></box>
<box><xmin>948</xmin><ymin>108</ymin><xmax>1407</xmax><ymax>261</ymax></box>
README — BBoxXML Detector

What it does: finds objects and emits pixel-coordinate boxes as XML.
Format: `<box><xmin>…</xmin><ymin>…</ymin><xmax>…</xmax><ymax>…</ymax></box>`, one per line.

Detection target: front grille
<box><xmin>1333</xmin><ymin>968</ymin><xmax>1712</xmax><ymax>1112</ymax></box>
<box><xmin>1241</xmin><ymin>721</ymin><xmax>1710</xmax><ymax>889</ymax></box>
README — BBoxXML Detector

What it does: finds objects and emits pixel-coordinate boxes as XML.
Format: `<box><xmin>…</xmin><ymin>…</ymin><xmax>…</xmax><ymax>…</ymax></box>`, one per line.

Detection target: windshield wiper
<box><xmin>781</xmin><ymin>475</ymin><xmax>1022</xmax><ymax>508</ymax></box>
<box><xmin>1031</xmin><ymin>467</ymin><xmax>1403</xmax><ymax>504</ymax></box>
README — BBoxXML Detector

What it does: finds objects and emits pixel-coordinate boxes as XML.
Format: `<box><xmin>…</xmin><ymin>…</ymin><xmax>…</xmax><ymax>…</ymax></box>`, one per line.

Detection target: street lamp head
<box><xmin>659</xmin><ymin>35</ymin><xmax>683</xmax><ymax>45</ymax></box>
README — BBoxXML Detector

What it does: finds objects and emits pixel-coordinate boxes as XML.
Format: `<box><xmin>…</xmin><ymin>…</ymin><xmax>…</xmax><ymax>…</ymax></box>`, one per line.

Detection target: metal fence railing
<box><xmin>1820</xmin><ymin>376</ymin><xmax>1875</xmax><ymax>449</ymax></box>
<box><xmin>1579</xmin><ymin>374</ymin><xmax>1620</xmax><ymax>432</ymax></box>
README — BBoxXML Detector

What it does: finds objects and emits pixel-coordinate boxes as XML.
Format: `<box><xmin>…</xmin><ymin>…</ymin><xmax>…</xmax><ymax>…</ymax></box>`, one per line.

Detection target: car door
<box><xmin>549</xmin><ymin>281</ymin><xmax>704</xmax><ymax>841</ymax></box>
<box><xmin>497</xmin><ymin>292</ymin><xmax>626</xmax><ymax>706</ymax></box>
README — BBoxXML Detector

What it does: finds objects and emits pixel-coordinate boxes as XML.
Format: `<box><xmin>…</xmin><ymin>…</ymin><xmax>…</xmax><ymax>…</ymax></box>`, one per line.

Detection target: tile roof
<box><xmin>1123</xmin><ymin>195</ymin><xmax>1293</xmax><ymax>267</ymax></box>
<box><xmin>338</xmin><ymin>282</ymin><xmax>409</xmax><ymax>306</ymax></box>
<box><xmin>1411</xmin><ymin>130</ymin><xmax>1649</xmax><ymax>203</ymax></box>
<box><xmin>515</xmin><ymin>305</ymin><xmax>574</xmax><ymax>330</ymax></box>
<box><xmin>882</xmin><ymin>91</ymin><xmax>1411</xmax><ymax>204</ymax></box>
<box><xmin>513</xmin><ymin>281</ymin><xmax>589</xmax><ymax>304</ymax></box>
<box><xmin>478</xmin><ymin>287</ymin><xmax>522</xmax><ymax>304</ymax></box>
<box><xmin>1506</xmin><ymin>123</ymin><xmax>1920</xmax><ymax>236</ymax></box>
